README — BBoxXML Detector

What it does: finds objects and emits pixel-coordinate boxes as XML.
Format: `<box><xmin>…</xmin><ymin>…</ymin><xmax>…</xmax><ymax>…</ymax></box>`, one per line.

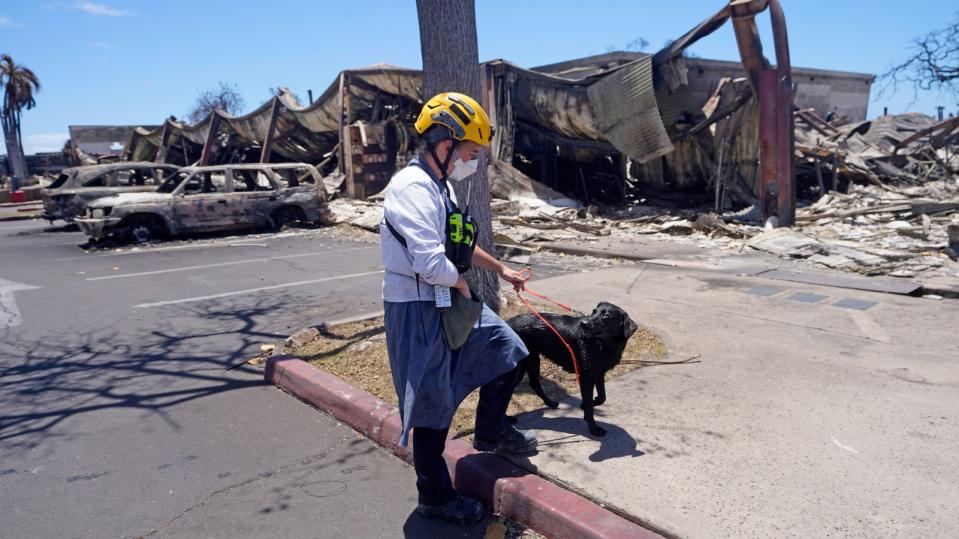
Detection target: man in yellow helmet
<box><xmin>380</xmin><ymin>92</ymin><xmax>535</xmax><ymax>525</ymax></box>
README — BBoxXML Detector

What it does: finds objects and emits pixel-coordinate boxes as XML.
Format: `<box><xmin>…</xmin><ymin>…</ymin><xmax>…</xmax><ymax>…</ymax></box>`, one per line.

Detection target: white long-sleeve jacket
<box><xmin>380</xmin><ymin>161</ymin><xmax>460</xmax><ymax>302</ymax></box>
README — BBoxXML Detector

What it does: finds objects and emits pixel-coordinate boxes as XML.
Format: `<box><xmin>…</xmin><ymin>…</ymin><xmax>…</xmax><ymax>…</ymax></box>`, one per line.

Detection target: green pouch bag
<box><xmin>441</xmin><ymin>288</ymin><xmax>483</xmax><ymax>350</ymax></box>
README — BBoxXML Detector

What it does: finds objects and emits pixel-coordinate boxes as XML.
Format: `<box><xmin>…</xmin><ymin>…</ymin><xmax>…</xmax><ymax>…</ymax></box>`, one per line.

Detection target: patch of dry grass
<box><xmin>287</xmin><ymin>295</ymin><xmax>667</xmax><ymax>440</ymax></box>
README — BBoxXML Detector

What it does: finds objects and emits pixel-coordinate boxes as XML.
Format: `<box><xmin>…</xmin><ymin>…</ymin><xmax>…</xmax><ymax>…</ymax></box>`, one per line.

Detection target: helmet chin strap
<box><xmin>428</xmin><ymin>139</ymin><xmax>458</xmax><ymax>188</ymax></box>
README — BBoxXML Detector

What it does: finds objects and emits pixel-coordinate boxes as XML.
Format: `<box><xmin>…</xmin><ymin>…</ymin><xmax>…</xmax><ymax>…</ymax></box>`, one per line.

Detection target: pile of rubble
<box><xmin>779</xmin><ymin>112</ymin><xmax>959</xmax><ymax>278</ymax></box>
<box><xmin>330</xmin><ymin>191</ymin><xmax>957</xmax><ymax>282</ymax></box>
<box><xmin>326</xmin><ymin>112</ymin><xmax>958</xmax><ymax>281</ymax></box>
<box><xmin>328</xmin><ymin>179</ymin><xmax>958</xmax><ymax>282</ymax></box>
<box><xmin>794</xmin><ymin>112</ymin><xmax>958</xmax><ymax>192</ymax></box>
<box><xmin>784</xmin><ymin>187</ymin><xmax>955</xmax><ymax>277</ymax></box>
<box><xmin>327</xmin><ymin>198</ymin><xmax>383</xmax><ymax>232</ymax></box>
<box><xmin>489</xmin><ymin>197</ymin><xmax>958</xmax><ymax>281</ymax></box>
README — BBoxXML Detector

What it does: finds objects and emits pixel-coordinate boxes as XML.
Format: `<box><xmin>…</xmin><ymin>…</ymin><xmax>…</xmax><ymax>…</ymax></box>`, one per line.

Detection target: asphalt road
<box><xmin>0</xmin><ymin>220</ymin><xmax>552</xmax><ymax>538</ymax></box>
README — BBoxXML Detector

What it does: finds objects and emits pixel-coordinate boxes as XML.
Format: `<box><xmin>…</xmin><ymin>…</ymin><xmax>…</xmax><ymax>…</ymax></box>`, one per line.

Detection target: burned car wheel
<box><xmin>125</xmin><ymin>215</ymin><xmax>168</xmax><ymax>244</ymax></box>
<box><xmin>271</xmin><ymin>206</ymin><xmax>306</xmax><ymax>231</ymax></box>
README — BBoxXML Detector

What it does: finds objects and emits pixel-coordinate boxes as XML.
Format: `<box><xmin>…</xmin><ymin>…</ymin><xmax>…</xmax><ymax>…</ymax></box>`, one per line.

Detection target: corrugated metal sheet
<box><xmin>655</xmin><ymin>83</ymin><xmax>702</xmax><ymax>127</ymax></box>
<box><xmin>587</xmin><ymin>56</ymin><xmax>674</xmax><ymax>163</ymax></box>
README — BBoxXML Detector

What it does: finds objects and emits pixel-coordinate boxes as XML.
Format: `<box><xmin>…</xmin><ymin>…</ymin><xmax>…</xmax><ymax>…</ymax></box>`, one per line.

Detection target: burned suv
<box><xmin>42</xmin><ymin>162</ymin><xmax>180</xmax><ymax>223</ymax></box>
<box><xmin>75</xmin><ymin>163</ymin><xmax>332</xmax><ymax>243</ymax></box>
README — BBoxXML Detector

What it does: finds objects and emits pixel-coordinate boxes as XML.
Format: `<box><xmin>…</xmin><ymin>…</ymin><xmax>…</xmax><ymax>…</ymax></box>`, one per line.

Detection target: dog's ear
<box><xmin>579</xmin><ymin>318</ymin><xmax>593</xmax><ymax>332</ymax></box>
<box><xmin>621</xmin><ymin>317</ymin><xmax>638</xmax><ymax>339</ymax></box>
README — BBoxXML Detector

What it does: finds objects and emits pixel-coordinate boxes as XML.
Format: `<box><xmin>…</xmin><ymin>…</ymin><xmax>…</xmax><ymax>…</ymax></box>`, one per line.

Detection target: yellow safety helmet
<box><xmin>414</xmin><ymin>92</ymin><xmax>494</xmax><ymax>148</ymax></box>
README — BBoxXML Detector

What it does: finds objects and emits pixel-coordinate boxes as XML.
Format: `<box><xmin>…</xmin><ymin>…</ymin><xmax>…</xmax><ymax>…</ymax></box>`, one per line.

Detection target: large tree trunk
<box><xmin>1</xmin><ymin>112</ymin><xmax>27</xmax><ymax>191</ymax></box>
<box><xmin>416</xmin><ymin>0</ymin><xmax>501</xmax><ymax>312</ymax></box>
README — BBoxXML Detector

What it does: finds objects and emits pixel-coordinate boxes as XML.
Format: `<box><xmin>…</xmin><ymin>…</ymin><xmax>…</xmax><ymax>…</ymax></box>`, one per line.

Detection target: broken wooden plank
<box><xmin>537</xmin><ymin>212</ymin><xmax>610</xmax><ymax>235</ymax></box>
<box><xmin>499</xmin><ymin>218</ymin><xmax>565</xmax><ymax>230</ymax></box>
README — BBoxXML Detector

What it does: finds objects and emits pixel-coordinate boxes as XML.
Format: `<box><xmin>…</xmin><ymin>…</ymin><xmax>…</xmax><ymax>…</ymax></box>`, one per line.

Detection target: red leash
<box><xmin>515</xmin><ymin>268</ymin><xmax>582</xmax><ymax>384</ymax></box>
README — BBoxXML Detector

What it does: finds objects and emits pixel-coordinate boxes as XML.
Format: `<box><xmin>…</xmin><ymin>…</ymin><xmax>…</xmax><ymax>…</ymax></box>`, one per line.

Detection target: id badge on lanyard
<box><xmin>435</xmin><ymin>285</ymin><xmax>452</xmax><ymax>309</ymax></box>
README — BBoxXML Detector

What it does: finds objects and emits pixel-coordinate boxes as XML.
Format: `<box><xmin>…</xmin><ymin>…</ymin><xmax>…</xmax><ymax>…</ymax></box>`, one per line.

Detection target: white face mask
<box><xmin>449</xmin><ymin>157</ymin><xmax>479</xmax><ymax>182</ymax></box>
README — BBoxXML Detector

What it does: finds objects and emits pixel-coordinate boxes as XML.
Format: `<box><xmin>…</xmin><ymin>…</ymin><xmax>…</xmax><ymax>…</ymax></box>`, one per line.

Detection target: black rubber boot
<box><xmin>415</xmin><ymin>494</ymin><xmax>486</xmax><ymax>525</ymax></box>
<box><xmin>473</xmin><ymin>426</ymin><xmax>538</xmax><ymax>454</ymax></box>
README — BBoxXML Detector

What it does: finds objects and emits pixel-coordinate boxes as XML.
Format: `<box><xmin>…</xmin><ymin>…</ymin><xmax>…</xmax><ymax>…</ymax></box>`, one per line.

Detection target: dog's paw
<box><xmin>593</xmin><ymin>396</ymin><xmax>606</xmax><ymax>407</ymax></box>
<box><xmin>588</xmin><ymin>424</ymin><xmax>607</xmax><ymax>437</ymax></box>
<box><xmin>544</xmin><ymin>399</ymin><xmax>559</xmax><ymax>409</ymax></box>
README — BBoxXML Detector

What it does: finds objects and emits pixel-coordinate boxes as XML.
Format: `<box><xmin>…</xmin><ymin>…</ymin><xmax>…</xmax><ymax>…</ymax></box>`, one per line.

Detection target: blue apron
<box><xmin>384</xmin><ymin>300</ymin><xmax>528</xmax><ymax>446</ymax></box>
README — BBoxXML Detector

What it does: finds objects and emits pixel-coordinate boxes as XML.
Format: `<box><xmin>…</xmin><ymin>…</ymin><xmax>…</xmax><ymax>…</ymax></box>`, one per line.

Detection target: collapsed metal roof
<box><xmin>70</xmin><ymin>125</ymin><xmax>157</xmax><ymax>157</ymax></box>
<box><xmin>126</xmin><ymin>64</ymin><xmax>422</xmax><ymax>164</ymax></box>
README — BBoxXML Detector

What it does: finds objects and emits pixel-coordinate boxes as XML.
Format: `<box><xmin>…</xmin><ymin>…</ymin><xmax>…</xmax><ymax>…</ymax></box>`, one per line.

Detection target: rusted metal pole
<box><xmin>199</xmin><ymin>112</ymin><xmax>222</xmax><ymax>167</ymax></box>
<box><xmin>731</xmin><ymin>0</ymin><xmax>794</xmax><ymax>226</ymax></box>
<box><xmin>729</xmin><ymin>0</ymin><xmax>770</xmax><ymax>90</ymax></box>
<box><xmin>775</xmin><ymin>75</ymin><xmax>795</xmax><ymax>226</ymax></box>
<box><xmin>259</xmin><ymin>97</ymin><xmax>281</xmax><ymax>163</ymax></box>
<box><xmin>757</xmin><ymin>69</ymin><xmax>795</xmax><ymax>226</ymax></box>
<box><xmin>731</xmin><ymin>1</ymin><xmax>776</xmax><ymax>225</ymax></box>
<box><xmin>758</xmin><ymin>69</ymin><xmax>780</xmax><ymax>224</ymax></box>
<box><xmin>768</xmin><ymin>0</ymin><xmax>791</xmax><ymax>73</ymax></box>
<box><xmin>769</xmin><ymin>0</ymin><xmax>795</xmax><ymax>226</ymax></box>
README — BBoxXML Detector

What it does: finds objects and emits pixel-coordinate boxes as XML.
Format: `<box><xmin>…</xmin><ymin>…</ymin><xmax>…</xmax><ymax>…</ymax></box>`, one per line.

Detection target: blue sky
<box><xmin>2</xmin><ymin>0</ymin><xmax>957</xmax><ymax>155</ymax></box>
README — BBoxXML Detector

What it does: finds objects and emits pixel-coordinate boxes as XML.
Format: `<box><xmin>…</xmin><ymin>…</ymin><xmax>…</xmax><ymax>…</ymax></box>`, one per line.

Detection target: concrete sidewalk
<box><xmin>508</xmin><ymin>262</ymin><xmax>958</xmax><ymax>538</ymax></box>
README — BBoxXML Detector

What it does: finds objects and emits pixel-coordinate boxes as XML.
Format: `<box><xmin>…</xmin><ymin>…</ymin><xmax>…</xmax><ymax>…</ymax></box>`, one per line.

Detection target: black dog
<box><xmin>507</xmin><ymin>302</ymin><xmax>638</xmax><ymax>436</ymax></box>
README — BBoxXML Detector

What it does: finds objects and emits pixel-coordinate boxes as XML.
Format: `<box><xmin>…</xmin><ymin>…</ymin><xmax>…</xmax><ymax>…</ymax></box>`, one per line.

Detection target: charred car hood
<box><xmin>88</xmin><ymin>192</ymin><xmax>172</xmax><ymax>207</ymax></box>
<box><xmin>43</xmin><ymin>188</ymin><xmax>87</xmax><ymax>197</ymax></box>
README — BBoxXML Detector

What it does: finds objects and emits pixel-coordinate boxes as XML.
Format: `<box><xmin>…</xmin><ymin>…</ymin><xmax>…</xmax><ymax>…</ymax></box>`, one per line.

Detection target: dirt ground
<box><xmin>285</xmin><ymin>294</ymin><xmax>668</xmax><ymax>441</ymax></box>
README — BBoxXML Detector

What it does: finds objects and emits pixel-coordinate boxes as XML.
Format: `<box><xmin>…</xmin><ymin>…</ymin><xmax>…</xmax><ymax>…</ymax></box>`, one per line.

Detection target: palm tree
<box><xmin>1</xmin><ymin>54</ymin><xmax>40</xmax><ymax>191</ymax></box>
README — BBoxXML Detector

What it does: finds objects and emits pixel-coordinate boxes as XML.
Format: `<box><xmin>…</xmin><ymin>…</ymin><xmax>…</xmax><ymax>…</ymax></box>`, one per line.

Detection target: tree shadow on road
<box><xmin>0</xmin><ymin>293</ymin><xmax>301</xmax><ymax>459</ymax></box>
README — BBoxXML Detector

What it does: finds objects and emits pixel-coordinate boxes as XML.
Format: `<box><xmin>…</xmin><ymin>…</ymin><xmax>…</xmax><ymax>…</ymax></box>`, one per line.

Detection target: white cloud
<box><xmin>75</xmin><ymin>2</ymin><xmax>134</xmax><ymax>17</ymax></box>
<box><xmin>0</xmin><ymin>15</ymin><xmax>22</xmax><ymax>27</ymax></box>
<box><xmin>22</xmin><ymin>132</ymin><xmax>69</xmax><ymax>154</ymax></box>
<box><xmin>88</xmin><ymin>41</ymin><xmax>110</xmax><ymax>48</ymax></box>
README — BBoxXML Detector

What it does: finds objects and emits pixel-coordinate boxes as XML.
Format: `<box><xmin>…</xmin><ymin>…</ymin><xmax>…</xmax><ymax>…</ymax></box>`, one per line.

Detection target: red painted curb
<box><xmin>266</xmin><ymin>356</ymin><xmax>404</xmax><ymax>451</ymax></box>
<box><xmin>266</xmin><ymin>356</ymin><xmax>663</xmax><ymax>539</ymax></box>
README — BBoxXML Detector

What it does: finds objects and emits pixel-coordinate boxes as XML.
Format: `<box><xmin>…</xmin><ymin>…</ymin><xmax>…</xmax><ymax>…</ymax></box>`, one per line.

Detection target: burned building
<box><xmin>511</xmin><ymin>52</ymin><xmax>873</xmax><ymax>204</ymax></box>
<box><xmin>121</xmin><ymin>39</ymin><xmax>873</xmax><ymax>211</ymax></box>
<box><xmin>69</xmin><ymin>125</ymin><xmax>157</xmax><ymax>164</ymax></box>
<box><xmin>535</xmin><ymin>54</ymin><xmax>873</xmax><ymax>123</ymax></box>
